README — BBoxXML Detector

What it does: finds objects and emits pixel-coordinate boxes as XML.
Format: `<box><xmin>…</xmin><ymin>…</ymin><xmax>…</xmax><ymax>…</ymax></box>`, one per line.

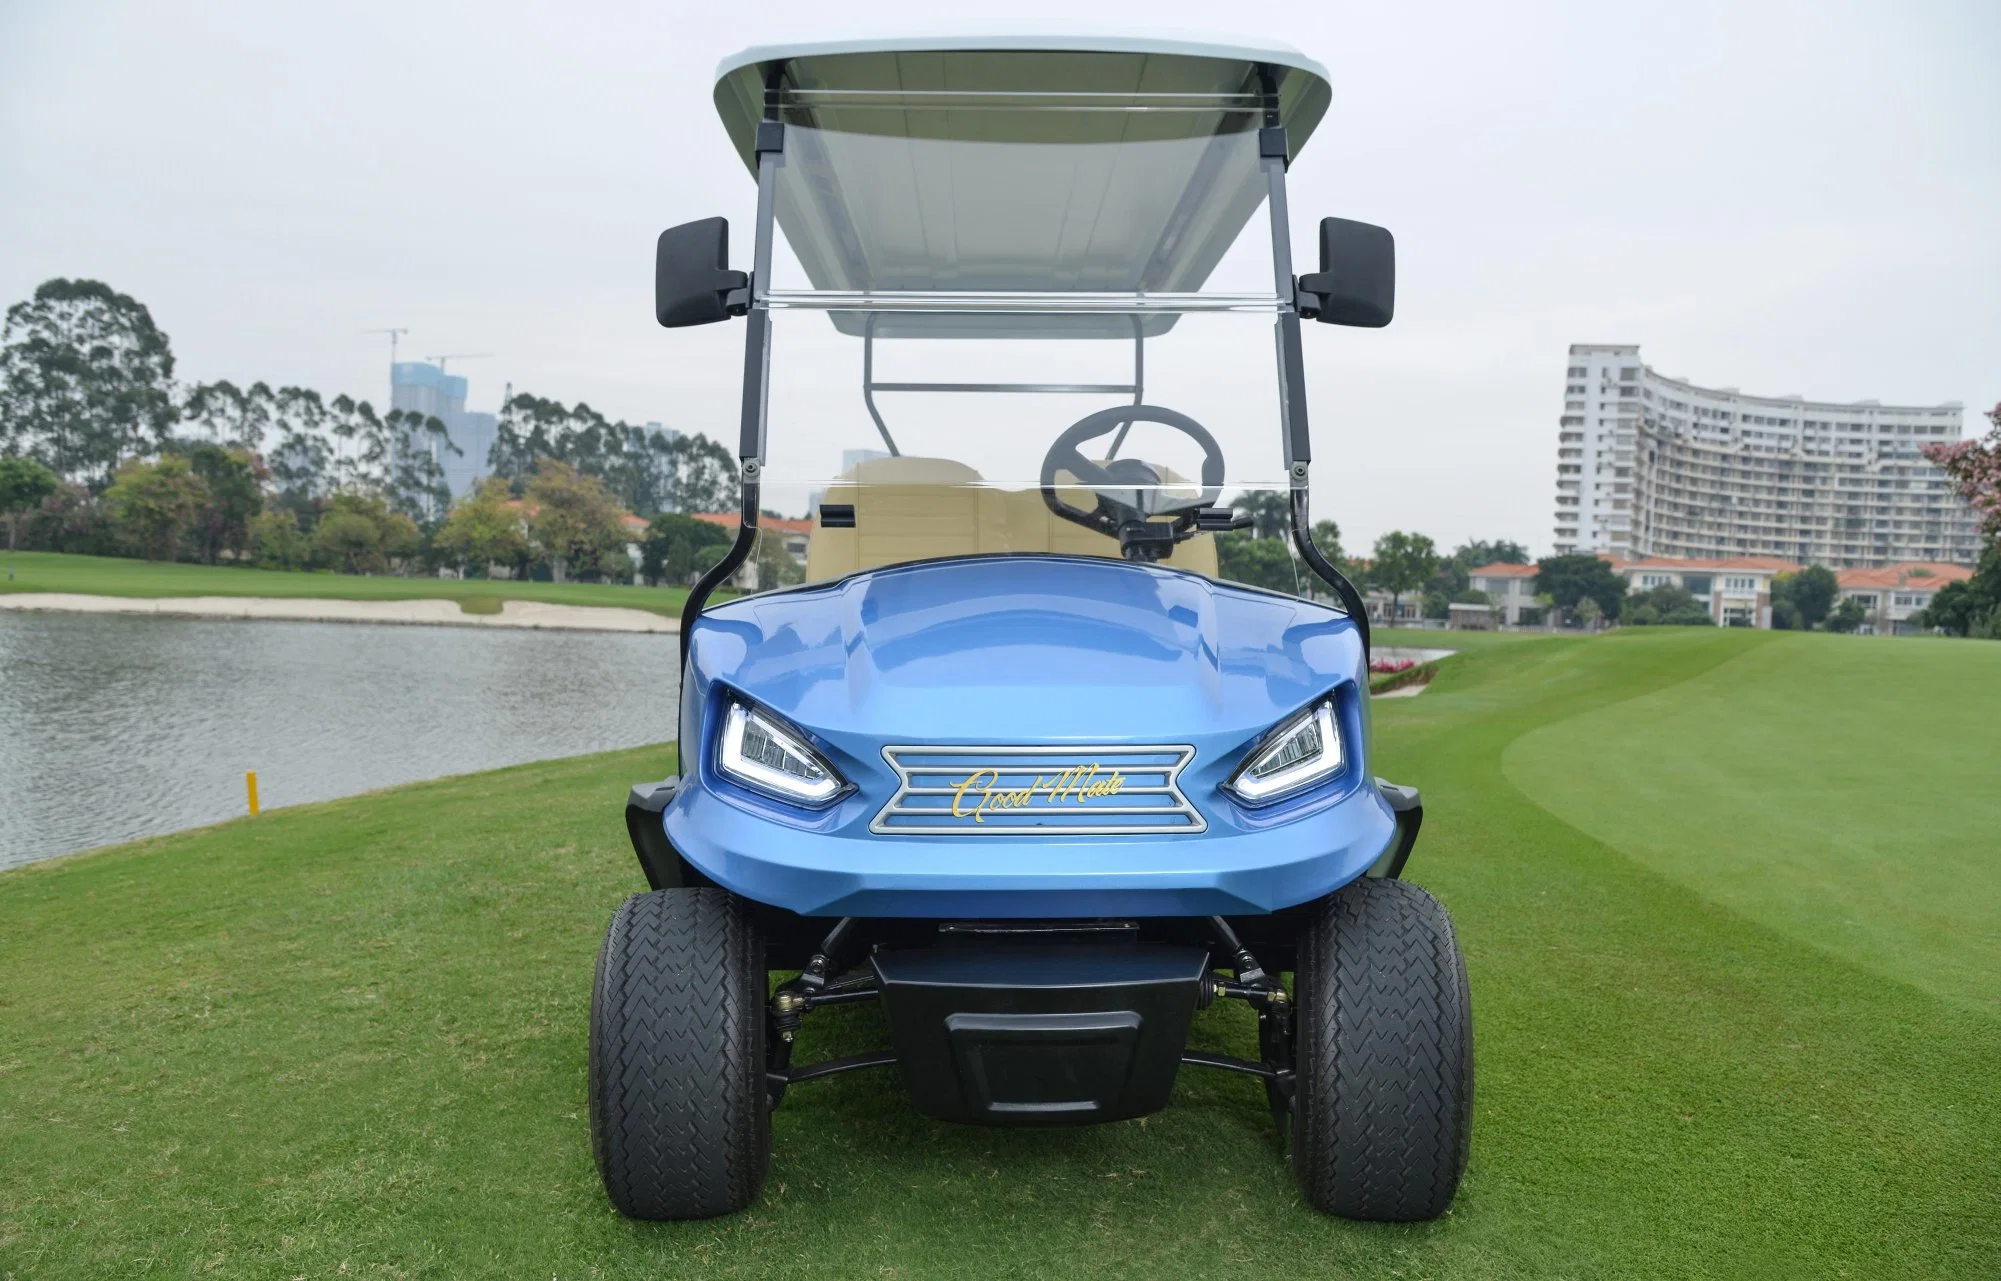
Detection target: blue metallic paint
<box><xmin>664</xmin><ymin>555</ymin><xmax>1394</xmax><ymax>917</ymax></box>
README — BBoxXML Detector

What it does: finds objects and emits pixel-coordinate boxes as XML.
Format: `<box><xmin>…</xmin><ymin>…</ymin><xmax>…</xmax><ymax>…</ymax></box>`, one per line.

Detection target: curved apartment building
<box><xmin>1552</xmin><ymin>344</ymin><xmax>1979</xmax><ymax>567</ymax></box>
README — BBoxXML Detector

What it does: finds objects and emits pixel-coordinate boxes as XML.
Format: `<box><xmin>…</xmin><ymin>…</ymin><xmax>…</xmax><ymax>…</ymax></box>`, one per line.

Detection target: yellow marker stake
<box><xmin>246</xmin><ymin>770</ymin><xmax>260</xmax><ymax>816</ymax></box>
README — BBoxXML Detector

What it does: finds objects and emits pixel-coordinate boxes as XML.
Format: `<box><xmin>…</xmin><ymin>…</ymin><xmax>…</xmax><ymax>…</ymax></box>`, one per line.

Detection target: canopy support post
<box><xmin>1105</xmin><ymin>315</ymin><xmax>1147</xmax><ymax>460</ymax></box>
<box><xmin>860</xmin><ymin>315</ymin><xmax>903</xmax><ymax>457</ymax></box>
<box><xmin>682</xmin><ymin>79</ymin><xmax>787</xmax><ymax>670</ymax></box>
<box><xmin>1257</xmin><ymin>80</ymin><xmax>1371</xmax><ymax>656</ymax></box>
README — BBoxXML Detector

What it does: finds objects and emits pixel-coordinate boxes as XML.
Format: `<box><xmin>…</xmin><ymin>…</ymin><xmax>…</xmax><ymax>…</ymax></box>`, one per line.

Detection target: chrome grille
<box><xmin>871</xmin><ymin>744</ymin><xmax>1205</xmax><ymax>835</ymax></box>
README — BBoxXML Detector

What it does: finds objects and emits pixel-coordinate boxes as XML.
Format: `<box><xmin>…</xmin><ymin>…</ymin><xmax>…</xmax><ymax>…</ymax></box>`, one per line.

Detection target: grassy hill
<box><xmin>0</xmin><ymin>550</ymin><xmax>688</xmax><ymax>617</ymax></box>
<box><xmin>1</xmin><ymin>628</ymin><xmax>1995</xmax><ymax>1278</ymax></box>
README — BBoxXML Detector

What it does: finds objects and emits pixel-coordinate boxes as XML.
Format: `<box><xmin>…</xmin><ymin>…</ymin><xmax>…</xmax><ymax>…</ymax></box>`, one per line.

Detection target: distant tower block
<box><xmin>1550</xmin><ymin>345</ymin><xmax>1976</xmax><ymax>568</ymax></box>
<box><xmin>392</xmin><ymin>361</ymin><xmax>499</xmax><ymax>499</ymax></box>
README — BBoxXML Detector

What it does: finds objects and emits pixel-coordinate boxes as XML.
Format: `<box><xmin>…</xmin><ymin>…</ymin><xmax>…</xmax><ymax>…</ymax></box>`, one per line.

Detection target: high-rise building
<box><xmin>1551</xmin><ymin>345</ymin><xmax>1978</xmax><ymax>567</ymax></box>
<box><xmin>390</xmin><ymin>362</ymin><xmax>498</xmax><ymax>498</ymax></box>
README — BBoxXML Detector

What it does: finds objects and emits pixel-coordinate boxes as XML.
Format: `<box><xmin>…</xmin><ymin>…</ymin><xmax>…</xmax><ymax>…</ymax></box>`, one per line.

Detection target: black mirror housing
<box><xmin>655</xmin><ymin>217</ymin><xmax>749</xmax><ymax>328</ymax></box>
<box><xmin>1297</xmin><ymin>217</ymin><xmax>1394</xmax><ymax>328</ymax></box>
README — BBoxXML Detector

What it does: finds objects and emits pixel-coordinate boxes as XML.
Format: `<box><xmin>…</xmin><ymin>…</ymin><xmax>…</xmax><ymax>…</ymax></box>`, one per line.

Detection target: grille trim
<box><xmin>871</xmin><ymin>744</ymin><xmax>1206</xmax><ymax>836</ymax></box>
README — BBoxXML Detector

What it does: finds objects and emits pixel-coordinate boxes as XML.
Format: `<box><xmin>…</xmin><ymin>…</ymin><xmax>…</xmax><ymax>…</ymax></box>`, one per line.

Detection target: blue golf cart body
<box><xmin>594</xmin><ymin>33</ymin><xmax>1469</xmax><ymax>1225</ymax></box>
<box><xmin>666</xmin><ymin>555</ymin><xmax>1397</xmax><ymax>919</ymax></box>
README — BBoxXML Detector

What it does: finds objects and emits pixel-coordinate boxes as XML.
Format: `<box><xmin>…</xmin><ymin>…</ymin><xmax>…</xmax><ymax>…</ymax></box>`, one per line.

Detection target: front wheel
<box><xmin>589</xmin><ymin>887</ymin><xmax>770</xmax><ymax>1219</ymax></box>
<box><xmin>1291</xmin><ymin>877</ymin><xmax>1473</xmax><ymax>1220</ymax></box>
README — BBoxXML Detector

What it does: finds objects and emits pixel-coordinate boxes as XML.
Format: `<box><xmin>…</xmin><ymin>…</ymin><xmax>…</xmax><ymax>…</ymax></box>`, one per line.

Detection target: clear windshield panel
<box><xmin>742</xmin><ymin>94</ymin><xmax>1321</xmax><ymax>601</ymax></box>
<box><xmin>747</xmin><ymin>479</ymin><xmax>1304</xmax><ymax>600</ymax></box>
<box><xmin>763</xmin><ymin>94</ymin><xmax>1275</xmax><ymax>298</ymax></box>
<box><xmin>755</xmin><ymin>307</ymin><xmax>1304</xmax><ymax>598</ymax></box>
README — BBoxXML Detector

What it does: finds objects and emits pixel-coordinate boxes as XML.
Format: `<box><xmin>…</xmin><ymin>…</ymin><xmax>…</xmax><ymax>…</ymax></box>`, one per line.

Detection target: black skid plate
<box><xmin>871</xmin><ymin>943</ymin><xmax>1207</xmax><ymax>1125</ymax></box>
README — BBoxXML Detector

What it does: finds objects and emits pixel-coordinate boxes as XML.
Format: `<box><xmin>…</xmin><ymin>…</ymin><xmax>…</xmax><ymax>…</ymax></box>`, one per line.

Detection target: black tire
<box><xmin>589</xmin><ymin>887</ymin><xmax>770</xmax><ymax>1219</ymax></box>
<box><xmin>1291</xmin><ymin>877</ymin><xmax>1473</xmax><ymax>1221</ymax></box>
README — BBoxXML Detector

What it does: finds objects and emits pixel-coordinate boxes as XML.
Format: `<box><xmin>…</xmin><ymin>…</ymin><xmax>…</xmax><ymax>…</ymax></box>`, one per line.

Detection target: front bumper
<box><xmin>633</xmin><ymin>773</ymin><xmax>1414</xmax><ymax>918</ymax></box>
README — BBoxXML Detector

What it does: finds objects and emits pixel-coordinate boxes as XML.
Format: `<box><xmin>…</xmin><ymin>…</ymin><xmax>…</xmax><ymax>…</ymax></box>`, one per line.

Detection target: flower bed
<box><xmin>1369</xmin><ymin>659</ymin><xmax>1438</xmax><ymax>695</ymax></box>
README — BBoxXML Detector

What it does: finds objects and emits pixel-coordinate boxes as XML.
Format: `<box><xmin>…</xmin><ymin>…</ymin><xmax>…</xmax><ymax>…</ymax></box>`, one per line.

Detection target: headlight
<box><xmin>717</xmin><ymin>699</ymin><xmax>848</xmax><ymax>807</ymax></box>
<box><xmin>1225</xmin><ymin>698</ymin><xmax>1343</xmax><ymax>805</ymax></box>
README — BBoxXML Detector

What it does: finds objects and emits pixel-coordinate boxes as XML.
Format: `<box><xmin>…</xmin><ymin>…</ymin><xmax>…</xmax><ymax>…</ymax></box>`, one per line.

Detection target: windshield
<box><xmin>729</xmin><ymin>102</ymin><xmax>1319</xmax><ymax>602</ymax></box>
<box><xmin>749</xmin><ymin>306</ymin><xmax>1303</xmax><ymax>598</ymax></box>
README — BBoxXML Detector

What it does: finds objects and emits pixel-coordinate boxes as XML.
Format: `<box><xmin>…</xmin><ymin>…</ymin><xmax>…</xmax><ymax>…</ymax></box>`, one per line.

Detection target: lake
<box><xmin>0</xmin><ymin>611</ymin><xmax>681</xmax><ymax>869</ymax></box>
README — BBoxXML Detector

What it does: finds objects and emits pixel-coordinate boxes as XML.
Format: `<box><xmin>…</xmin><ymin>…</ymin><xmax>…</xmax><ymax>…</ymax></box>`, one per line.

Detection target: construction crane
<box><xmin>364</xmin><ymin>327</ymin><xmax>409</xmax><ymax>365</ymax></box>
<box><xmin>424</xmin><ymin>353</ymin><xmax>493</xmax><ymax>376</ymax></box>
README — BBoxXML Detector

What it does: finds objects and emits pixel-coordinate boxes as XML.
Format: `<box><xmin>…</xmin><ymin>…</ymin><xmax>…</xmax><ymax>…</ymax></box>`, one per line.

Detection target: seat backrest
<box><xmin>804</xmin><ymin>456</ymin><xmax>1219</xmax><ymax>582</ymax></box>
<box><xmin>805</xmin><ymin>456</ymin><xmax>1009</xmax><ymax>582</ymax></box>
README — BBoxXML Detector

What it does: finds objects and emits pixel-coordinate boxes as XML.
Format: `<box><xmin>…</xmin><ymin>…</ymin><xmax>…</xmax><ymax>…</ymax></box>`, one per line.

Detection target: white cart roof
<box><xmin>712</xmin><ymin>35</ymin><xmax>1332</xmax><ymax>311</ymax></box>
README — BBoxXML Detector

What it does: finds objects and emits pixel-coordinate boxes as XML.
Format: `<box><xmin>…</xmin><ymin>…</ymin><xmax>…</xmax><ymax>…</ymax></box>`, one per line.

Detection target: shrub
<box><xmin>103</xmin><ymin>455</ymin><xmax>208</xmax><ymax>561</ymax></box>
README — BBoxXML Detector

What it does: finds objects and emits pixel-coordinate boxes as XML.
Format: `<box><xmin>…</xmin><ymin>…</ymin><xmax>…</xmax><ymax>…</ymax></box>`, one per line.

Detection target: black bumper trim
<box><xmin>625</xmin><ymin>777</ymin><xmax>713</xmax><ymax>890</ymax></box>
<box><xmin>1367</xmin><ymin>779</ymin><xmax>1424</xmax><ymax>879</ymax></box>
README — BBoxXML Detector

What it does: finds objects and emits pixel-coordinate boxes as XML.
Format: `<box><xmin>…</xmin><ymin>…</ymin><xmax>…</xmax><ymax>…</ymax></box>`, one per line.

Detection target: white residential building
<box><xmin>1551</xmin><ymin>345</ymin><xmax>1978</xmax><ymax>568</ymax></box>
<box><xmin>1611</xmin><ymin>557</ymin><xmax>1794</xmax><ymax>628</ymax></box>
<box><xmin>1834</xmin><ymin>563</ymin><xmax>1973</xmax><ymax>636</ymax></box>
<box><xmin>1466</xmin><ymin>562</ymin><xmax>1540</xmax><ymax>625</ymax></box>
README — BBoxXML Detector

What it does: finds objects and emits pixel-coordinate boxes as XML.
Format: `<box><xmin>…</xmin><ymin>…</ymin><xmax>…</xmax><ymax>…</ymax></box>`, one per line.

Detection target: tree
<box><xmin>1369</xmin><ymin>531</ymin><xmax>1438</xmax><ymax>620</ymax></box>
<box><xmin>103</xmin><ymin>455</ymin><xmax>208</xmax><ymax>560</ymax></box>
<box><xmin>0</xmin><ymin>455</ymin><xmax>59</xmax><ymax>552</ymax></box>
<box><xmin>249</xmin><ymin>508</ymin><xmax>310</xmax><ymax>571</ymax></box>
<box><xmin>642</xmin><ymin>512</ymin><xmax>733</xmax><ymax>585</ymax></box>
<box><xmin>1310</xmin><ymin>519</ymin><xmax>1343</xmax><ymax>565</ymax></box>
<box><xmin>668</xmin><ymin>432</ymin><xmax>741</xmax><ymax>515</ymax></box>
<box><xmin>1916</xmin><ymin>544</ymin><xmax>2001</xmax><ymax>637</ymax></box>
<box><xmin>489</xmin><ymin>392</ymin><xmax>738</xmax><ymax>517</ymax></box>
<box><xmin>524</xmin><ymin>457</ymin><xmax>627</xmax><ymax>583</ymax></box>
<box><xmin>21</xmin><ymin>481</ymin><xmax>107</xmax><ymax>554</ymax></box>
<box><xmin>665</xmin><ymin>535</ymin><xmax>693</xmax><ymax>584</ymax></box>
<box><xmin>1452</xmin><ymin>539</ymin><xmax>1530</xmax><ymax>567</ymax></box>
<box><xmin>1421</xmin><ymin>539</ymin><xmax>1526</xmax><ymax>607</ymax></box>
<box><xmin>172</xmin><ymin>442</ymin><xmax>264</xmax><ymax>564</ymax></box>
<box><xmin>312</xmin><ymin>508</ymin><xmax>381</xmax><ymax>573</ymax></box>
<box><xmin>435</xmin><ymin>477</ymin><xmax>530</xmax><ymax>575</ymax></box>
<box><xmin>384</xmin><ymin>409</ymin><xmax>458</xmax><ymax>524</ymax></box>
<box><xmin>1621</xmin><ymin>582</ymin><xmax>1714</xmax><ymax>626</ymax></box>
<box><xmin>1535</xmin><ymin>554</ymin><xmax>1626</xmax><ymax>625</ymax></box>
<box><xmin>180</xmin><ymin>380</ymin><xmax>275</xmax><ymax>450</ymax></box>
<box><xmin>1921</xmin><ymin>402</ymin><xmax>2001</xmax><ymax>541</ymax></box>
<box><xmin>309</xmin><ymin>491</ymin><xmax>412</xmax><ymax>574</ymax></box>
<box><xmin>755</xmin><ymin>529</ymin><xmax>804</xmax><ymax>590</ymax></box>
<box><xmin>263</xmin><ymin>387</ymin><xmax>335</xmax><ymax>503</ymax></box>
<box><xmin>1772</xmin><ymin>565</ymin><xmax>1838</xmax><ymax>629</ymax></box>
<box><xmin>1234</xmin><ymin>490</ymin><xmax>1292</xmax><ymax>540</ymax></box>
<box><xmin>1216</xmin><ymin>530</ymin><xmax>1296</xmax><ymax>592</ymax></box>
<box><xmin>1825</xmin><ymin>596</ymin><xmax>1868</xmax><ymax>634</ymax></box>
<box><xmin>0</xmin><ymin>279</ymin><xmax>179</xmax><ymax>489</ymax></box>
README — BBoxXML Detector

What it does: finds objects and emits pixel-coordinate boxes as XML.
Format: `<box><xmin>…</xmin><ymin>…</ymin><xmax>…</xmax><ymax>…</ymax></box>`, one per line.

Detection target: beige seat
<box><xmin>805</xmin><ymin>457</ymin><xmax>1009</xmax><ymax>582</ymax></box>
<box><xmin>804</xmin><ymin>456</ymin><xmax>1219</xmax><ymax>582</ymax></box>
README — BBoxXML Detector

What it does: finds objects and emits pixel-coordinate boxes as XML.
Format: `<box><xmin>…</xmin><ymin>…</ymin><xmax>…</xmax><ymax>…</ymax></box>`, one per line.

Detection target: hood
<box><xmin>690</xmin><ymin>556</ymin><xmax>1363</xmax><ymax>749</ymax></box>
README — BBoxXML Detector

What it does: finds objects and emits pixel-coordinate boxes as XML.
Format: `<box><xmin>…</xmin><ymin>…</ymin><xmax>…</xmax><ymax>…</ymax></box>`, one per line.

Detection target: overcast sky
<box><xmin>3</xmin><ymin>0</ymin><xmax>1996</xmax><ymax>552</ymax></box>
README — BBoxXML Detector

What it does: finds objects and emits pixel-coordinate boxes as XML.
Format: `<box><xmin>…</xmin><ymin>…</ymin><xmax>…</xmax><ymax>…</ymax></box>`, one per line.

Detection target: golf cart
<box><xmin>598</xmin><ymin>34</ymin><xmax>1470</xmax><ymax>1222</ymax></box>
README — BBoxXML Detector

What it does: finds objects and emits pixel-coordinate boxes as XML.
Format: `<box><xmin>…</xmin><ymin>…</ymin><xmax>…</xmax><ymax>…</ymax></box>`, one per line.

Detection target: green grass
<box><xmin>2</xmin><ymin>630</ymin><xmax>1996</xmax><ymax>1277</ymax></box>
<box><xmin>0</xmin><ymin>550</ymin><xmax>688</xmax><ymax>617</ymax></box>
<box><xmin>1505</xmin><ymin>632</ymin><xmax>2001</xmax><ymax>1014</ymax></box>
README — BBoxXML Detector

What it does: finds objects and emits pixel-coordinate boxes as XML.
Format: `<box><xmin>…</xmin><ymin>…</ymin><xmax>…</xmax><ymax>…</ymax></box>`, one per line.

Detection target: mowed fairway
<box><xmin>1</xmin><ymin>628</ymin><xmax>1996</xmax><ymax>1277</ymax></box>
<box><xmin>1505</xmin><ymin>633</ymin><xmax>2001</xmax><ymax>1013</ymax></box>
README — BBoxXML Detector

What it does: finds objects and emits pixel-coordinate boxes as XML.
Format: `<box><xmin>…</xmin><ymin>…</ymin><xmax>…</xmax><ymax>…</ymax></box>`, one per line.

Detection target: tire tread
<box><xmin>588</xmin><ymin>887</ymin><xmax>769</xmax><ymax>1219</ymax></box>
<box><xmin>1292</xmin><ymin>877</ymin><xmax>1473</xmax><ymax>1220</ymax></box>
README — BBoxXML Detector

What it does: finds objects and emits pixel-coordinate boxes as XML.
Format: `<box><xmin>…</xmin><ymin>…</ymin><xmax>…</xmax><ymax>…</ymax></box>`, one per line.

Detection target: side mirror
<box><xmin>1297</xmin><ymin>217</ymin><xmax>1395</xmax><ymax>328</ymax></box>
<box><xmin>655</xmin><ymin>217</ymin><xmax>749</xmax><ymax>328</ymax></box>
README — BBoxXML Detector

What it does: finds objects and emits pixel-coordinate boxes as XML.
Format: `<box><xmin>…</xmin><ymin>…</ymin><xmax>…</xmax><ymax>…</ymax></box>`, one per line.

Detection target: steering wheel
<box><xmin>1039</xmin><ymin>405</ymin><xmax>1225</xmax><ymax>561</ymax></box>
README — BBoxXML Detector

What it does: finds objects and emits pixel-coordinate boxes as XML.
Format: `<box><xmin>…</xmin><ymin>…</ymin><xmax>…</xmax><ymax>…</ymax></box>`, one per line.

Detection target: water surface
<box><xmin>0</xmin><ymin>611</ymin><xmax>680</xmax><ymax>869</ymax></box>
